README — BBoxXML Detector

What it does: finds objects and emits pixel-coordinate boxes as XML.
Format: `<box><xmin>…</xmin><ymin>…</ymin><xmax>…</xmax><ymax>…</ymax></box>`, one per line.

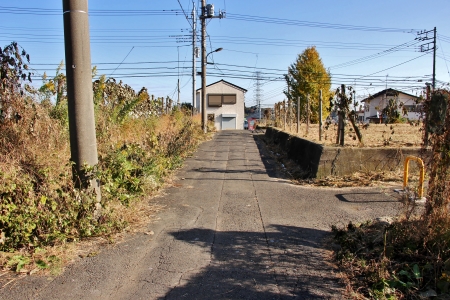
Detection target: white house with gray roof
<box><xmin>196</xmin><ymin>79</ymin><xmax>247</xmax><ymax>130</ymax></box>
<box><xmin>361</xmin><ymin>88</ymin><xmax>422</xmax><ymax>122</ymax></box>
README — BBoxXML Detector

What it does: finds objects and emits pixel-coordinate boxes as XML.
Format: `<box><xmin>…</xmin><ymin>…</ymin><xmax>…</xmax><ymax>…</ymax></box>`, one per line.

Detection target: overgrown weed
<box><xmin>0</xmin><ymin>94</ymin><xmax>205</xmax><ymax>276</ymax></box>
<box><xmin>333</xmin><ymin>90</ymin><xmax>450</xmax><ymax>299</ymax></box>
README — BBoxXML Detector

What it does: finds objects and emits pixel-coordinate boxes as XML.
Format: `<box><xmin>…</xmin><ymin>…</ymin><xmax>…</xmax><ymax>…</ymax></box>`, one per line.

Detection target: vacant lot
<box><xmin>276</xmin><ymin>122</ymin><xmax>423</xmax><ymax>147</ymax></box>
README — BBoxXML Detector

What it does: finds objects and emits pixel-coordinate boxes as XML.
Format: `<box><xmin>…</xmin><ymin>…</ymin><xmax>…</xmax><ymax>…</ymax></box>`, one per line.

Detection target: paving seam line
<box><xmin>249</xmin><ymin>136</ymin><xmax>282</xmax><ymax>295</ymax></box>
<box><xmin>210</xmin><ymin>137</ymin><xmax>228</xmax><ymax>261</ymax></box>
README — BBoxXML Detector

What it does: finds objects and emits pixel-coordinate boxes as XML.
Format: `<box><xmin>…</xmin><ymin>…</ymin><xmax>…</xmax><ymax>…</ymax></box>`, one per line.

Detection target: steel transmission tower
<box><xmin>253</xmin><ymin>71</ymin><xmax>263</xmax><ymax>120</ymax></box>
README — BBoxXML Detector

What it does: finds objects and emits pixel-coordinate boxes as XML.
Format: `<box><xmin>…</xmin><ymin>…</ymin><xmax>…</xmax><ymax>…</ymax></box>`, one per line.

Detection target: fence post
<box><xmin>319</xmin><ymin>90</ymin><xmax>323</xmax><ymax>141</ymax></box>
<box><xmin>306</xmin><ymin>94</ymin><xmax>310</xmax><ymax>135</ymax></box>
<box><xmin>297</xmin><ymin>96</ymin><xmax>300</xmax><ymax>134</ymax></box>
<box><xmin>287</xmin><ymin>100</ymin><xmax>291</xmax><ymax>132</ymax></box>
<box><xmin>339</xmin><ymin>85</ymin><xmax>346</xmax><ymax>146</ymax></box>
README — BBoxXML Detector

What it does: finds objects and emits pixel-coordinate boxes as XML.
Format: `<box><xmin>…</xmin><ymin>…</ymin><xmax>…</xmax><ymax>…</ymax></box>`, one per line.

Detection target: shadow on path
<box><xmin>336</xmin><ymin>192</ymin><xmax>398</xmax><ymax>203</ymax></box>
<box><xmin>161</xmin><ymin>225</ymin><xmax>343</xmax><ymax>299</ymax></box>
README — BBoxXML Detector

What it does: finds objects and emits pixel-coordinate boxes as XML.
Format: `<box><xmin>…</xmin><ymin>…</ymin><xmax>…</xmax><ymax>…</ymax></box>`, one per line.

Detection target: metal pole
<box><xmin>319</xmin><ymin>90</ymin><xmax>323</xmax><ymax>141</ymax></box>
<box><xmin>192</xmin><ymin>3</ymin><xmax>196</xmax><ymax>114</ymax></box>
<box><xmin>62</xmin><ymin>0</ymin><xmax>100</xmax><ymax>199</ymax></box>
<box><xmin>201</xmin><ymin>0</ymin><xmax>207</xmax><ymax>133</ymax></box>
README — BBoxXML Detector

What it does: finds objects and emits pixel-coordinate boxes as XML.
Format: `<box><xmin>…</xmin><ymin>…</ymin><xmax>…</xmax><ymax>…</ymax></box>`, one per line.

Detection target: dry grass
<box><xmin>273</xmin><ymin>123</ymin><xmax>423</xmax><ymax>148</ymax></box>
<box><xmin>0</xmin><ymin>100</ymin><xmax>208</xmax><ymax>286</ymax></box>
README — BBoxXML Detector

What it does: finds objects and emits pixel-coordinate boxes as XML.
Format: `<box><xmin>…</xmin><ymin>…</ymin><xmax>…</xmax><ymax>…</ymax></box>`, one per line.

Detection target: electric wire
<box><xmin>438</xmin><ymin>36</ymin><xmax>450</xmax><ymax>79</ymax></box>
<box><xmin>0</xmin><ymin>6</ymin><xmax>183</xmax><ymax>16</ymax></box>
<box><xmin>226</xmin><ymin>13</ymin><xmax>417</xmax><ymax>33</ymax></box>
<box><xmin>109</xmin><ymin>46</ymin><xmax>134</xmax><ymax>76</ymax></box>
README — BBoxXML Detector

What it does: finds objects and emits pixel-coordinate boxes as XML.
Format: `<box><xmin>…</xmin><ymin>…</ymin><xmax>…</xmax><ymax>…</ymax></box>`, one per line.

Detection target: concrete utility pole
<box><xmin>192</xmin><ymin>3</ymin><xmax>197</xmax><ymax>114</ymax></box>
<box><xmin>200</xmin><ymin>0</ymin><xmax>207</xmax><ymax>133</ymax></box>
<box><xmin>200</xmin><ymin>1</ymin><xmax>224</xmax><ymax>133</ymax></box>
<box><xmin>62</xmin><ymin>0</ymin><xmax>100</xmax><ymax>199</ymax></box>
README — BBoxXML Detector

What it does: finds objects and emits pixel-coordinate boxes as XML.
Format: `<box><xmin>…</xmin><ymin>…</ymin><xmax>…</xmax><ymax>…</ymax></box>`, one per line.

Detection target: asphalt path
<box><xmin>3</xmin><ymin>130</ymin><xmax>401</xmax><ymax>299</ymax></box>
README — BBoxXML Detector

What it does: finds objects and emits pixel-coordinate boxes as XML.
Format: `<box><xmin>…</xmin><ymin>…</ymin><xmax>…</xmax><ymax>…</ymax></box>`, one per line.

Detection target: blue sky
<box><xmin>1</xmin><ymin>0</ymin><xmax>450</xmax><ymax>107</ymax></box>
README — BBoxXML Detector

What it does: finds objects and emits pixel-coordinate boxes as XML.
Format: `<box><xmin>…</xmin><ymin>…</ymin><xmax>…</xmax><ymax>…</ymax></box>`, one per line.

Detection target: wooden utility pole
<box><xmin>283</xmin><ymin>100</ymin><xmax>286</xmax><ymax>131</ymax></box>
<box><xmin>62</xmin><ymin>0</ymin><xmax>100</xmax><ymax>199</ymax></box>
<box><xmin>319</xmin><ymin>90</ymin><xmax>323</xmax><ymax>141</ymax></box>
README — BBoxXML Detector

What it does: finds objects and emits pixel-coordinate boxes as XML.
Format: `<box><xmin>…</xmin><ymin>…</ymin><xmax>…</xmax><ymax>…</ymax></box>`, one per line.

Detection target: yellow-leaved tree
<box><xmin>285</xmin><ymin>46</ymin><xmax>332</xmax><ymax>123</ymax></box>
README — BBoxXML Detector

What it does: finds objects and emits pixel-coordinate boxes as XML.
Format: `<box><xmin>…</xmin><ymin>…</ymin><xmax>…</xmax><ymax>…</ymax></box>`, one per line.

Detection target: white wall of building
<box><xmin>363</xmin><ymin>91</ymin><xmax>422</xmax><ymax>121</ymax></box>
<box><xmin>196</xmin><ymin>80</ymin><xmax>246</xmax><ymax>130</ymax></box>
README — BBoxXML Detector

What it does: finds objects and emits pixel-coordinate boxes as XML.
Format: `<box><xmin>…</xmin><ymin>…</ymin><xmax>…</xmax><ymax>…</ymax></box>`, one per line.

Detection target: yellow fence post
<box><xmin>403</xmin><ymin>156</ymin><xmax>425</xmax><ymax>198</ymax></box>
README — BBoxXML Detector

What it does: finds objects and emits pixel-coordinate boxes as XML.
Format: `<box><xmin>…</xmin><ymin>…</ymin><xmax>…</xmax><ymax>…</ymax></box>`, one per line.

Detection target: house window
<box><xmin>208</xmin><ymin>94</ymin><xmax>237</xmax><ymax>107</ymax></box>
<box><xmin>223</xmin><ymin>94</ymin><xmax>236</xmax><ymax>104</ymax></box>
<box><xmin>403</xmin><ymin>105</ymin><xmax>423</xmax><ymax>112</ymax></box>
<box><xmin>208</xmin><ymin>95</ymin><xmax>222</xmax><ymax>107</ymax></box>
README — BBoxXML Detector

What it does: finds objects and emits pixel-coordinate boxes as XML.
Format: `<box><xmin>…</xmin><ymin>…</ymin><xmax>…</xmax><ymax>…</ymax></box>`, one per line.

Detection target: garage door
<box><xmin>221</xmin><ymin>114</ymin><xmax>236</xmax><ymax>130</ymax></box>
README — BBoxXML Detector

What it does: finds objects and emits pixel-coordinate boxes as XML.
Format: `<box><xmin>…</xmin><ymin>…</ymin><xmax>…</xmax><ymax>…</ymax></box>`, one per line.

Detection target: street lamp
<box><xmin>201</xmin><ymin>47</ymin><xmax>223</xmax><ymax>133</ymax></box>
<box><xmin>207</xmin><ymin>47</ymin><xmax>223</xmax><ymax>62</ymax></box>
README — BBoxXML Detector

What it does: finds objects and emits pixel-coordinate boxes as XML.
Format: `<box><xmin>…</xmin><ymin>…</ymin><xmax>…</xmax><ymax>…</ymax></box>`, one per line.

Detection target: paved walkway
<box><xmin>4</xmin><ymin>131</ymin><xmax>401</xmax><ymax>299</ymax></box>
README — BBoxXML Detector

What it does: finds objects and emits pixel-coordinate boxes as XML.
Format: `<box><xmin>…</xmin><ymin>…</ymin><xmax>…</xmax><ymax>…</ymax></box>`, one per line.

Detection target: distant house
<box><xmin>196</xmin><ymin>80</ymin><xmax>247</xmax><ymax>130</ymax></box>
<box><xmin>361</xmin><ymin>88</ymin><xmax>422</xmax><ymax>122</ymax></box>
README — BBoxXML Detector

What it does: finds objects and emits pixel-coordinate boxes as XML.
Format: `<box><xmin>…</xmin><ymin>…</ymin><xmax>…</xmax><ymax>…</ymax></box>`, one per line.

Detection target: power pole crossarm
<box><xmin>417</xmin><ymin>27</ymin><xmax>437</xmax><ymax>91</ymax></box>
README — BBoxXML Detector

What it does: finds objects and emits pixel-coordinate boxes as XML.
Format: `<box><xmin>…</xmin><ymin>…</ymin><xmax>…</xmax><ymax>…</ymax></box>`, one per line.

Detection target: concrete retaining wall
<box><xmin>264</xmin><ymin>127</ymin><xmax>423</xmax><ymax>178</ymax></box>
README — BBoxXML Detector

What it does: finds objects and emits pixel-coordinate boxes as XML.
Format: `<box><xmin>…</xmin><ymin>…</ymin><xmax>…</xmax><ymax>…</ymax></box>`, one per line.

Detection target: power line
<box><xmin>357</xmin><ymin>53</ymin><xmax>430</xmax><ymax>80</ymax></box>
<box><xmin>226</xmin><ymin>13</ymin><xmax>417</xmax><ymax>33</ymax></box>
<box><xmin>438</xmin><ymin>36</ymin><xmax>450</xmax><ymax>79</ymax></box>
<box><xmin>329</xmin><ymin>40</ymin><xmax>421</xmax><ymax>70</ymax></box>
<box><xmin>176</xmin><ymin>0</ymin><xmax>194</xmax><ymax>30</ymax></box>
<box><xmin>0</xmin><ymin>5</ymin><xmax>183</xmax><ymax>16</ymax></box>
<box><xmin>109</xmin><ymin>46</ymin><xmax>134</xmax><ymax>76</ymax></box>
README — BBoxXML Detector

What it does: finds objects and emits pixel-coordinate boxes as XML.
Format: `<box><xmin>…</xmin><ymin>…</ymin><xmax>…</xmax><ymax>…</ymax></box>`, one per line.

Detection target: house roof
<box><xmin>361</xmin><ymin>88</ymin><xmax>419</xmax><ymax>102</ymax></box>
<box><xmin>196</xmin><ymin>79</ymin><xmax>248</xmax><ymax>93</ymax></box>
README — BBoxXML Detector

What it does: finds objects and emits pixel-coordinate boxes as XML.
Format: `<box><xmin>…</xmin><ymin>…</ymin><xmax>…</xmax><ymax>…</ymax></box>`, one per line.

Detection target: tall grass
<box><xmin>0</xmin><ymin>87</ymin><xmax>204</xmax><ymax>274</ymax></box>
<box><xmin>332</xmin><ymin>90</ymin><xmax>450</xmax><ymax>299</ymax></box>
